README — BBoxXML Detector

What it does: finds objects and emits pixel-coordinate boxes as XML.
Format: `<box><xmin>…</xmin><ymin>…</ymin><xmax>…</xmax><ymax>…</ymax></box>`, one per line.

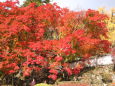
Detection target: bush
<box><xmin>0</xmin><ymin>0</ymin><xmax>111</xmax><ymax>85</ymax></box>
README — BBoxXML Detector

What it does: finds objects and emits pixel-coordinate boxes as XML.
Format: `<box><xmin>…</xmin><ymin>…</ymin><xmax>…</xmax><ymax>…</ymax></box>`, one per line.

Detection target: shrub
<box><xmin>0</xmin><ymin>0</ymin><xmax>111</xmax><ymax>84</ymax></box>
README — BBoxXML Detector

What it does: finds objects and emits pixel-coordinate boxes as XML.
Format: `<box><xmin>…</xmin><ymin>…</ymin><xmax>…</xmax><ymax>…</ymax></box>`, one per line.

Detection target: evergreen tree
<box><xmin>23</xmin><ymin>0</ymin><xmax>50</xmax><ymax>7</ymax></box>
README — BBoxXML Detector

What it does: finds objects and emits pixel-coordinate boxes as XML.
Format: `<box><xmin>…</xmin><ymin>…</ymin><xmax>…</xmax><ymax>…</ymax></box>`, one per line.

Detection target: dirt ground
<box><xmin>56</xmin><ymin>64</ymin><xmax>115</xmax><ymax>86</ymax></box>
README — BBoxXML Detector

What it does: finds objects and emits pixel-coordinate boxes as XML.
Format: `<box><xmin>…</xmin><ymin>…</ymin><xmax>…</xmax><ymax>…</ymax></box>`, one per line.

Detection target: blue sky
<box><xmin>52</xmin><ymin>0</ymin><xmax>115</xmax><ymax>11</ymax></box>
<box><xmin>1</xmin><ymin>0</ymin><xmax>115</xmax><ymax>11</ymax></box>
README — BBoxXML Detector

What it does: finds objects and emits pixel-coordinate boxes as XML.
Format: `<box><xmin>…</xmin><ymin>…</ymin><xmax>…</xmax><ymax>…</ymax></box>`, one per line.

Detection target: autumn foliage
<box><xmin>0</xmin><ymin>0</ymin><xmax>111</xmax><ymax>82</ymax></box>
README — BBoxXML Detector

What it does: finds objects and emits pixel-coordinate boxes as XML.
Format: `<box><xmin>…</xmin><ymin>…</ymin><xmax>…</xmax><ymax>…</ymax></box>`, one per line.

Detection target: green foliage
<box><xmin>35</xmin><ymin>83</ymin><xmax>52</xmax><ymax>86</ymax></box>
<box><xmin>23</xmin><ymin>0</ymin><xmax>50</xmax><ymax>7</ymax></box>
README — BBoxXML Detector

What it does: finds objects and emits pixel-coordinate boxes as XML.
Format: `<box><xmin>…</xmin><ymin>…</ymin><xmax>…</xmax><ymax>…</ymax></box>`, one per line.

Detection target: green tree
<box><xmin>23</xmin><ymin>0</ymin><xmax>50</xmax><ymax>7</ymax></box>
